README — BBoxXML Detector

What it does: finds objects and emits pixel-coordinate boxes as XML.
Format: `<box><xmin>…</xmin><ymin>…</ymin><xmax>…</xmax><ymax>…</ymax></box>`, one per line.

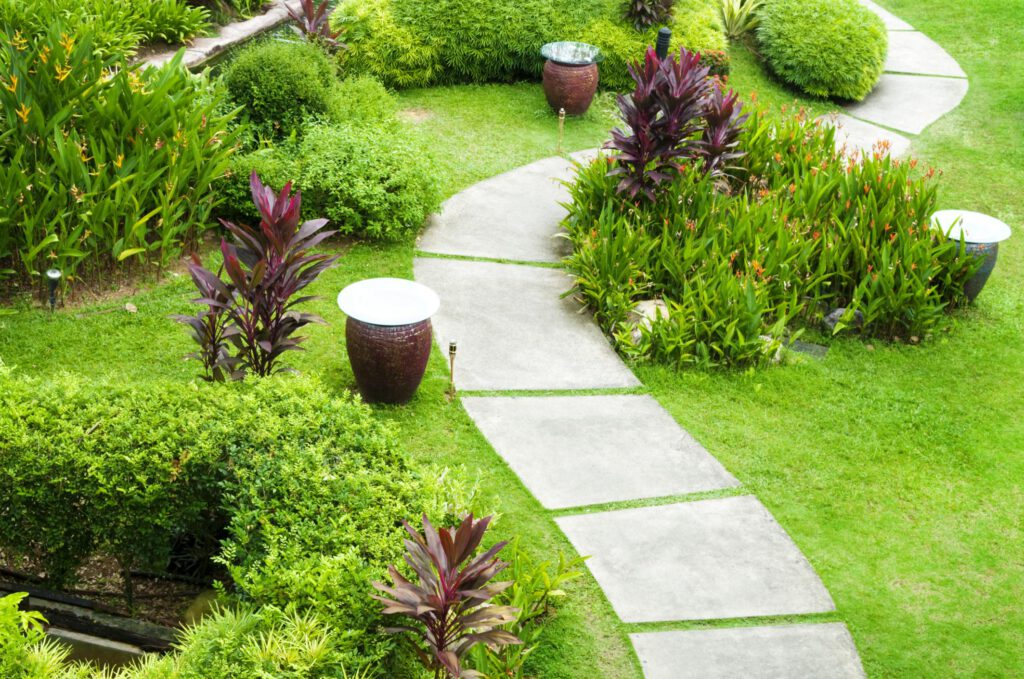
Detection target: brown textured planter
<box><xmin>543</xmin><ymin>61</ymin><xmax>599</xmax><ymax>115</ymax></box>
<box><xmin>540</xmin><ymin>41</ymin><xmax>602</xmax><ymax>116</ymax></box>
<box><xmin>337</xmin><ymin>278</ymin><xmax>440</xmax><ymax>405</ymax></box>
<box><xmin>345</xmin><ymin>318</ymin><xmax>432</xmax><ymax>404</ymax></box>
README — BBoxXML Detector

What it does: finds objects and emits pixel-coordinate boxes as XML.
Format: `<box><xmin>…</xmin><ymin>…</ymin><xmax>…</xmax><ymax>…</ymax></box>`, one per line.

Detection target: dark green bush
<box><xmin>223</xmin><ymin>39</ymin><xmax>338</xmax><ymax>141</ymax></box>
<box><xmin>757</xmin><ymin>0</ymin><xmax>887</xmax><ymax>100</ymax></box>
<box><xmin>564</xmin><ymin>105</ymin><xmax>980</xmax><ymax>368</ymax></box>
<box><xmin>334</xmin><ymin>0</ymin><xmax>726</xmax><ymax>90</ymax></box>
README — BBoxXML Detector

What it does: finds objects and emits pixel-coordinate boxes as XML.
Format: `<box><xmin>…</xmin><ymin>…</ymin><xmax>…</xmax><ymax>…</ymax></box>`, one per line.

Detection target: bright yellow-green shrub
<box><xmin>333</xmin><ymin>0</ymin><xmax>726</xmax><ymax>90</ymax></box>
<box><xmin>757</xmin><ymin>0</ymin><xmax>887</xmax><ymax>100</ymax></box>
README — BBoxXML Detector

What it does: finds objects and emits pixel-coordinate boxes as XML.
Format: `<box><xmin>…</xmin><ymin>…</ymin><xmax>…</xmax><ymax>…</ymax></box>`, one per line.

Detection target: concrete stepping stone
<box><xmin>461</xmin><ymin>395</ymin><xmax>739</xmax><ymax>509</ymax></box>
<box><xmin>844</xmin><ymin>74</ymin><xmax>968</xmax><ymax>135</ymax></box>
<box><xmin>418</xmin><ymin>150</ymin><xmax>597</xmax><ymax>263</ymax></box>
<box><xmin>414</xmin><ymin>257</ymin><xmax>639</xmax><ymax>391</ymax></box>
<box><xmin>885</xmin><ymin>32</ymin><xmax>966</xmax><ymax>77</ymax></box>
<box><xmin>821</xmin><ymin>113</ymin><xmax>911</xmax><ymax>158</ymax></box>
<box><xmin>858</xmin><ymin>0</ymin><xmax>912</xmax><ymax>30</ymax></box>
<box><xmin>630</xmin><ymin>623</ymin><xmax>866</xmax><ymax>679</ymax></box>
<box><xmin>556</xmin><ymin>496</ymin><xmax>835</xmax><ymax>623</ymax></box>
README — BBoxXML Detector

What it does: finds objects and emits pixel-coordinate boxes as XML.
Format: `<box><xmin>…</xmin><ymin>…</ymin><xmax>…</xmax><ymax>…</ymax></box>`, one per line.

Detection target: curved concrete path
<box><xmin>824</xmin><ymin>0</ymin><xmax>968</xmax><ymax>157</ymax></box>
<box><xmin>414</xmin><ymin>4</ymin><xmax>961</xmax><ymax>675</ymax></box>
<box><xmin>417</xmin><ymin>155</ymin><xmax>864</xmax><ymax>678</ymax></box>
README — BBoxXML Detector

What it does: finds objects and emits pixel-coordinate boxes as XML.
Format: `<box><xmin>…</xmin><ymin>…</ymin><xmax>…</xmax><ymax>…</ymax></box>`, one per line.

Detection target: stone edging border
<box><xmin>141</xmin><ymin>0</ymin><xmax>303</xmax><ymax>70</ymax></box>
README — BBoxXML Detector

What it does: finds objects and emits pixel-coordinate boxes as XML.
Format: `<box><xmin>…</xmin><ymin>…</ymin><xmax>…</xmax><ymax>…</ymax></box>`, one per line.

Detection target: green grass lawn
<box><xmin>2</xmin><ymin>2</ymin><xmax>1021</xmax><ymax>674</ymax></box>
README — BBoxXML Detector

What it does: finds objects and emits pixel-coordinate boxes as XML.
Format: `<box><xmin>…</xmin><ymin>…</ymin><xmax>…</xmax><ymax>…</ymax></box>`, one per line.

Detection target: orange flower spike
<box><xmin>59</xmin><ymin>33</ymin><xmax>75</xmax><ymax>54</ymax></box>
<box><xmin>54</xmin><ymin>63</ymin><xmax>72</xmax><ymax>83</ymax></box>
<box><xmin>2</xmin><ymin>74</ymin><xmax>17</xmax><ymax>93</ymax></box>
<box><xmin>15</xmin><ymin>102</ymin><xmax>30</xmax><ymax>124</ymax></box>
<box><xmin>10</xmin><ymin>31</ymin><xmax>28</xmax><ymax>51</ymax></box>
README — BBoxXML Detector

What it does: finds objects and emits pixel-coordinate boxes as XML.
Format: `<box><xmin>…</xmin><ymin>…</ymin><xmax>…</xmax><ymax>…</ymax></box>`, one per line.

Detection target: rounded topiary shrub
<box><xmin>297</xmin><ymin>122</ymin><xmax>441</xmax><ymax>240</ymax></box>
<box><xmin>757</xmin><ymin>0</ymin><xmax>887</xmax><ymax>101</ymax></box>
<box><xmin>223</xmin><ymin>39</ymin><xmax>337</xmax><ymax>139</ymax></box>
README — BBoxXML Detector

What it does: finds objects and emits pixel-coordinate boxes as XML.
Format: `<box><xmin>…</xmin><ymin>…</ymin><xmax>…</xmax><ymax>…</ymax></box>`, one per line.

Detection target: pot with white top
<box><xmin>931</xmin><ymin>210</ymin><xmax>1012</xmax><ymax>303</ymax></box>
<box><xmin>337</xmin><ymin>277</ymin><xmax>440</xmax><ymax>404</ymax></box>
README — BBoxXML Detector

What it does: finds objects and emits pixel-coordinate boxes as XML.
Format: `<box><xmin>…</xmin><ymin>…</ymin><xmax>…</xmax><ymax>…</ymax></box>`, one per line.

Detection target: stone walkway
<box><xmin>414</xmin><ymin>5</ymin><xmax>964</xmax><ymax>676</ymax></box>
<box><xmin>417</xmin><ymin>155</ymin><xmax>864</xmax><ymax>677</ymax></box>
<box><xmin>824</xmin><ymin>0</ymin><xmax>968</xmax><ymax>157</ymax></box>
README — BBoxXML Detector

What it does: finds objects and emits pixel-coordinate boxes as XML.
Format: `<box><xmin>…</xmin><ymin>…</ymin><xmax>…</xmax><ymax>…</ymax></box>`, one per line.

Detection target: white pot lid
<box><xmin>931</xmin><ymin>210</ymin><xmax>1012</xmax><ymax>244</ymax></box>
<box><xmin>337</xmin><ymin>277</ymin><xmax>440</xmax><ymax>326</ymax></box>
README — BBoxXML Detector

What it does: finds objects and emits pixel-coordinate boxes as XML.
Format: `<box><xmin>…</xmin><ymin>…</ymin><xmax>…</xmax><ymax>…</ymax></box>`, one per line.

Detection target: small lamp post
<box><xmin>448</xmin><ymin>340</ymin><xmax>458</xmax><ymax>397</ymax></box>
<box><xmin>656</xmin><ymin>28</ymin><xmax>672</xmax><ymax>60</ymax></box>
<box><xmin>45</xmin><ymin>268</ymin><xmax>62</xmax><ymax>313</ymax></box>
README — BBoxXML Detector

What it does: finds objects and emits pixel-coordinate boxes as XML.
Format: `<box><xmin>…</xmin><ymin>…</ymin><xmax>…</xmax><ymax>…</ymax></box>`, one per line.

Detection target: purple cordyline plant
<box><xmin>605</xmin><ymin>46</ymin><xmax>748</xmax><ymax>202</ymax></box>
<box><xmin>174</xmin><ymin>172</ymin><xmax>338</xmax><ymax>380</ymax></box>
<box><xmin>699</xmin><ymin>84</ymin><xmax>750</xmax><ymax>179</ymax></box>
<box><xmin>287</xmin><ymin>0</ymin><xmax>345</xmax><ymax>49</ymax></box>
<box><xmin>373</xmin><ymin>514</ymin><xmax>521</xmax><ymax>678</ymax></box>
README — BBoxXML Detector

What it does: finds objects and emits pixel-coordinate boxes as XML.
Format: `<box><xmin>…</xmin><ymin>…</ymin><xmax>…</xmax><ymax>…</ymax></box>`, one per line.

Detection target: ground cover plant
<box><xmin>333</xmin><ymin>0</ymin><xmax>727</xmax><ymax>91</ymax></box>
<box><xmin>0</xmin><ymin>24</ymin><xmax>237</xmax><ymax>287</ymax></box>
<box><xmin>564</xmin><ymin>47</ymin><xmax>978</xmax><ymax>367</ymax></box>
<box><xmin>756</xmin><ymin>0</ymin><xmax>887</xmax><ymax>100</ymax></box>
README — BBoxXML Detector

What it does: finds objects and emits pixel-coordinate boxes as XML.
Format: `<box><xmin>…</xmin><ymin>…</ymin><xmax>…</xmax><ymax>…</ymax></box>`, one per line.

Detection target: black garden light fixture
<box><xmin>45</xmin><ymin>268</ymin><xmax>62</xmax><ymax>312</ymax></box>
<box><xmin>656</xmin><ymin>27</ymin><xmax>672</xmax><ymax>60</ymax></box>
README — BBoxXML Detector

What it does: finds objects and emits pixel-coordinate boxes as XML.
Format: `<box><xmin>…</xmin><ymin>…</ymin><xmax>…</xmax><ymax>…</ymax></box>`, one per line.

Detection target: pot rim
<box><xmin>337</xmin><ymin>277</ymin><xmax>440</xmax><ymax>326</ymax></box>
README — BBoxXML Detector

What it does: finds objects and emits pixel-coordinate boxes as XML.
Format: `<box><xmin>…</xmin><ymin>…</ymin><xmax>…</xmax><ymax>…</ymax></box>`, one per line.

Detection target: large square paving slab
<box><xmin>417</xmin><ymin>150</ymin><xmax>597</xmax><ymax>263</ymax></box>
<box><xmin>461</xmin><ymin>395</ymin><xmax>739</xmax><ymax>509</ymax></box>
<box><xmin>822</xmin><ymin>113</ymin><xmax>911</xmax><ymax>158</ymax></box>
<box><xmin>413</xmin><ymin>258</ymin><xmax>639</xmax><ymax>391</ymax></box>
<box><xmin>556</xmin><ymin>496</ymin><xmax>835</xmax><ymax>622</ymax></box>
<box><xmin>631</xmin><ymin>623</ymin><xmax>866</xmax><ymax>679</ymax></box>
<box><xmin>845</xmin><ymin>74</ymin><xmax>967</xmax><ymax>134</ymax></box>
<box><xmin>885</xmin><ymin>32</ymin><xmax>965</xmax><ymax>77</ymax></box>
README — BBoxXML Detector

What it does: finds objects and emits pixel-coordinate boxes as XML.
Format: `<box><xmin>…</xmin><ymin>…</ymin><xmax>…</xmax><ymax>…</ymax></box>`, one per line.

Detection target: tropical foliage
<box><xmin>0</xmin><ymin>25</ymin><xmax>237</xmax><ymax>285</ymax></box>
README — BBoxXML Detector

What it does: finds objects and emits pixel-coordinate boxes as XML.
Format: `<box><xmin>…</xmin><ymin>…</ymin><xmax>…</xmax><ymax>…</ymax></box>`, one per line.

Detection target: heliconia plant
<box><xmin>175</xmin><ymin>172</ymin><xmax>338</xmax><ymax>380</ymax></box>
<box><xmin>287</xmin><ymin>0</ymin><xmax>345</xmax><ymax>48</ymax></box>
<box><xmin>372</xmin><ymin>514</ymin><xmax>521</xmax><ymax>678</ymax></box>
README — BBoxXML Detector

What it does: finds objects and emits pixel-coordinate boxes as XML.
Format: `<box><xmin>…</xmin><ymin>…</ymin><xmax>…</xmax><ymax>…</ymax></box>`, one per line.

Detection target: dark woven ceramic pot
<box><xmin>346</xmin><ymin>318</ymin><xmax>432</xmax><ymax>404</ymax></box>
<box><xmin>543</xmin><ymin>61</ymin><xmax>599</xmax><ymax>115</ymax></box>
<box><xmin>963</xmin><ymin>242</ymin><xmax>999</xmax><ymax>303</ymax></box>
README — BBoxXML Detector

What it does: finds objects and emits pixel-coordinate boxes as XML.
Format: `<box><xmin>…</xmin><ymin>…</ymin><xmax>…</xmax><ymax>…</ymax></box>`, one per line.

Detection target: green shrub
<box><xmin>297</xmin><ymin>122</ymin><xmax>440</xmax><ymax>240</ymax></box>
<box><xmin>223</xmin><ymin>39</ymin><xmax>338</xmax><ymax>142</ymax></box>
<box><xmin>757</xmin><ymin>0</ymin><xmax>887</xmax><ymax>100</ymax></box>
<box><xmin>334</xmin><ymin>0</ymin><xmax>726</xmax><ymax>90</ymax></box>
<box><xmin>223</xmin><ymin>118</ymin><xmax>440</xmax><ymax>241</ymax></box>
<box><xmin>564</xmin><ymin>105</ymin><xmax>980</xmax><ymax>368</ymax></box>
<box><xmin>0</xmin><ymin>25</ymin><xmax>238</xmax><ymax>284</ymax></box>
<box><xmin>327</xmin><ymin>75</ymin><xmax>398</xmax><ymax>125</ymax></box>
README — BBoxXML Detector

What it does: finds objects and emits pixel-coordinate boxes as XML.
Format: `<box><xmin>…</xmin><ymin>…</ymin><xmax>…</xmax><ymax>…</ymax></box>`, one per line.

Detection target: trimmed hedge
<box><xmin>0</xmin><ymin>373</ymin><xmax>425</xmax><ymax>670</ymax></box>
<box><xmin>333</xmin><ymin>0</ymin><xmax>726</xmax><ymax>90</ymax></box>
<box><xmin>757</xmin><ymin>0</ymin><xmax>887</xmax><ymax>100</ymax></box>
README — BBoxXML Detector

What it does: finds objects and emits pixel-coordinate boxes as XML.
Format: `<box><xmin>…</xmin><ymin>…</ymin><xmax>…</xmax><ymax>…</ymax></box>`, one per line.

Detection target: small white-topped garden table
<box><xmin>932</xmin><ymin>210</ymin><xmax>1012</xmax><ymax>302</ymax></box>
<box><xmin>337</xmin><ymin>278</ymin><xmax>440</xmax><ymax>404</ymax></box>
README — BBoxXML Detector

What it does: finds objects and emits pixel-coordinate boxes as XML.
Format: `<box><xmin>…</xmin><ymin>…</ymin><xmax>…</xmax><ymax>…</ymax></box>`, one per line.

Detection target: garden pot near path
<box><xmin>337</xmin><ymin>278</ymin><xmax>440</xmax><ymax>404</ymax></box>
<box><xmin>541</xmin><ymin>41</ymin><xmax>601</xmax><ymax>115</ymax></box>
<box><xmin>932</xmin><ymin>210</ymin><xmax>1013</xmax><ymax>303</ymax></box>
